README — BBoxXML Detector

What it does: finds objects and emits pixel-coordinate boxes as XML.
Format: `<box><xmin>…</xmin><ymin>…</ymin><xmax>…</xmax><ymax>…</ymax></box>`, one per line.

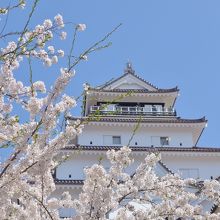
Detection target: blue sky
<box><xmin>1</xmin><ymin>0</ymin><xmax>220</xmax><ymax>149</ymax></box>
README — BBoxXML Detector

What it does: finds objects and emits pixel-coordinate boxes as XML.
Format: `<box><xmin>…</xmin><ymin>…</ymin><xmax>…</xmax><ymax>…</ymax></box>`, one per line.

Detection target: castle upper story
<box><xmin>83</xmin><ymin>63</ymin><xmax>179</xmax><ymax>118</ymax></box>
<box><xmin>68</xmin><ymin>63</ymin><xmax>207</xmax><ymax>148</ymax></box>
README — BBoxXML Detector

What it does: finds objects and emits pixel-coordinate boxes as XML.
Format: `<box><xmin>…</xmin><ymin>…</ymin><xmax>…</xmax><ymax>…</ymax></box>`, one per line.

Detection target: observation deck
<box><xmin>90</xmin><ymin>105</ymin><xmax>176</xmax><ymax>116</ymax></box>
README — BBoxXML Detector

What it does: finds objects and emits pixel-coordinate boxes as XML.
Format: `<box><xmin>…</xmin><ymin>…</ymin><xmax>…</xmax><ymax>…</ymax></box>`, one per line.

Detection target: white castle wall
<box><xmin>56</xmin><ymin>152</ymin><xmax>220</xmax><ymax>181</ymax></box>
<box><xmin>56</xmin><ymin>153</ymin><xmax>168</xmax><ymax>180</ymax></box>
<box><xmin>78</xmin><ymin>125</ymin><xmax>194</xmax><ymax>147</ymax></box>
<box><xmin>115</xmin><ymin>83</ymin><xmax>145</xmax><ymax>89</ymax></box>
<box><xmin>162</xmin><ymin>154</ymin><xmax>220</xmax><ymax>179</ymax></box>
<box><xmin>57</xmin><ymin>153</ymin><xmax>110</xmax><ymax>180</ymax></box>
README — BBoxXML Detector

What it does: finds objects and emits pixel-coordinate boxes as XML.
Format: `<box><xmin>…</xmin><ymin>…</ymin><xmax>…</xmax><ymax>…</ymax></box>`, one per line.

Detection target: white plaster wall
<box><xmin>115</xmin><ymin>83</ymin><xmax>145</xmax><ymax>89</ymax></box>
<box><xmin>56</xmin><ymin>152</ymin><xmax>220</xmax><ymax>181</ymax></box>
<box><xmin>162</xmin><ymin>154</ymin><xmax>220</xmax><ymax>179</ymax></box>
<box><xmin>57</xmin><ymin>152</ymin><xmax>220</xmax><ymax>182</ymax></box>
<box><xmin>56</xmin><ymin>152</ymin><xmax>169</xmax><ymax>180</ymax></box>
<box><xmin>78</xmin><ymin>125</ymin><xmax>193</xmax><ymax>147</ymax></box>
<box><xmin>57</xmin><ymin>153</ymin><xmax>111</xmax><ymax>180</ymax></box>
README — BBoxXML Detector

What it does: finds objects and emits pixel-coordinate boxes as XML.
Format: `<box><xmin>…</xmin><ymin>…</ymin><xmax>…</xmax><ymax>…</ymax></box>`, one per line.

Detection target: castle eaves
<box><xmin>63</xmin><ymin>145</ymin><xmax>220</xmax><ymax>153</ymax></box>
<box><xmin>68</xmin><ymin>116</ymin><xmax>207</xmax><ymax>124</ymax></box>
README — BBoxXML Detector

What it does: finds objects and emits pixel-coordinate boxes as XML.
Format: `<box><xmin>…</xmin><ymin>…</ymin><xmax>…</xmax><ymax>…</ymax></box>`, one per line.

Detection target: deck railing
<box><xmin>90</xmin><ymin>105</ymin><xmax>176</xmax><ymax>116</ymax></box>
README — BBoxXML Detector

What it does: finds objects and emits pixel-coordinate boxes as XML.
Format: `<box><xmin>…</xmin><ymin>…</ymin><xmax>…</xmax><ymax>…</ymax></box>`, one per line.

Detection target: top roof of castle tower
<box><xmin>91</xmin><ymin>62</ymin><xmax>178</xmax><ymax>93</ymax></box>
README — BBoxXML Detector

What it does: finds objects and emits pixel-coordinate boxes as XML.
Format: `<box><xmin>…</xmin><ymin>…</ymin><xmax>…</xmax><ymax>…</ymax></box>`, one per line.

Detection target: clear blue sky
<box><xmin>1</xmin><ymin>0</ymin><xmax>220</xmax><ymax>149</ymax></box>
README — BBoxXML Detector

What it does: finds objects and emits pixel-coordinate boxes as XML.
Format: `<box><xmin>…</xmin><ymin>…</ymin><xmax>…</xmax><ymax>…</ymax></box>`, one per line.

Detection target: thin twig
<box><xmin>17</xmin><ymin>0</ymin><xmax>40</xmax><ymax>48</ymax></box>
<box><xmin>127</xmin><ymin>115</ymin><xmax>142</xmax><ymax>147</ymax></box>
<box><xmin>25</xmin><ymin>191</ymin><xmax>55</xmax><ymax>220</ymax></box>
<box><xmin>28</xmin><ymin>57</ymin><xmax>34</xmax><ymax>96</ymax></box>
<box><xmin>68</xmin><ymin>23</ymin><xmax>122</xmax><ymax>71</ymax></box>
<box><xmin>68</xmin><ymin>27</ymin><xmax>77</xmax><ymax>68</ymax></box>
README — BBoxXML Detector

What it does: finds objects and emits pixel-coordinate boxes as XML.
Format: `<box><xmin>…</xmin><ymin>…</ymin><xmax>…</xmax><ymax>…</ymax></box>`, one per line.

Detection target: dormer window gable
<box><xmin>113</xmin><ymin>79</ymin><xmax>147</xmax><ymax>90</ymax></box>
<box><xmin>104</xmin><ymin>74</ymin><xmax>157</xmax><ymax>91</ymax></box>
<box><xmin>100</xmin><ymin>62</ymin><xmax>158</xmax><ymax>91</ymax></box>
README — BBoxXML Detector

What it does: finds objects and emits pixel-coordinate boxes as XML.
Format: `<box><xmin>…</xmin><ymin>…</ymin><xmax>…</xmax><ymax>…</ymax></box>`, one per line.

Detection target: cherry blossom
<box><xmin>74</xmin><ymin>146</ymin><xmax>220</xmax><ymax>220</ymax></box>
<box><xmin>0</xmin><ymin>1</ymin><xmax>219</xmax><ymax>219</ymax></box>
<box><xmin>60</xmin><ymin>31</ymin><xmax>67</xmax><ymax>40</ymax></box>
<box><xmin>77</xmin><ymin>24</ymin><xmax>87</xmax><ymax>31</ymax></box>
<box><xmin>54</xmin><ymin>14</ymin><xmax>64</xmax><ymax>28</ymax></box>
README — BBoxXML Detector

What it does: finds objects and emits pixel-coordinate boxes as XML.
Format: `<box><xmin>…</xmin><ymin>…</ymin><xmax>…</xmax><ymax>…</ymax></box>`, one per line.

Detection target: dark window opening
<box><xmin>112</xmin><ymin>136</ymin><xmax>121</xmax><ymax>145</ymax></box>
<box><xmin>160</xmin><ymin>137</ymin><xmax>169</xmax><ymax>146</ymax></box>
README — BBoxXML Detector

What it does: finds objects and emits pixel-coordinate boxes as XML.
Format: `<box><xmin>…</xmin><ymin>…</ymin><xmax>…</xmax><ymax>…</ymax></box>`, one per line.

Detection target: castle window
<box><xmin>160</xmin><ymin>137</ymin><xmax>169</xmax><ymax>146</ymax></box>
<box><xmin>103</xmin><ymin>135</ymin><xmax>121</xmax><ymax>145</ymax></box>
<box><xmin>112</xmin><ymin>136</ymin><xmax>121</xmax><ymax>145</ymax></box>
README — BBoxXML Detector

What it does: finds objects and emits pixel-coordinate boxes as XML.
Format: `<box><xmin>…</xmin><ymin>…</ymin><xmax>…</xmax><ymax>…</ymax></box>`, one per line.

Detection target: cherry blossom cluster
<box><xmin>0</xmin><ymin>1</ymin><xmax>219</xmax><ymax>219</ymax></box>
<box><xmin>74</xmin><ymin>146</ymin><xmax>220</xmax><ymax>219</ymax></box>
<box><xmin>0</xmin><ymin>2</ymin><xmax>85</xmax><ymax>219</ymax></box>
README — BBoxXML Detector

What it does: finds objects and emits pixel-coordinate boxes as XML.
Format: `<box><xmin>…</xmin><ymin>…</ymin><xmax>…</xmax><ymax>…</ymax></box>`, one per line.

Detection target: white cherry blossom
<box><xmin>0</xmin><ymin>2</ymin><xmax>219</xmax><ymax>219</ymax></box>
<box><xmin>77</xmin><ymin>23</ymin><xmax>86</xmax><ymax>31</ymax></box>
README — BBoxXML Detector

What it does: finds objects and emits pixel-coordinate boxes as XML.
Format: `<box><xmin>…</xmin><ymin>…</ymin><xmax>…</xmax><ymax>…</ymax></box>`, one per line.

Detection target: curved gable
<box><xmin>104</xmin><ymin>72</ymin><xmax>157</xmax><ymax>91</ymax></box>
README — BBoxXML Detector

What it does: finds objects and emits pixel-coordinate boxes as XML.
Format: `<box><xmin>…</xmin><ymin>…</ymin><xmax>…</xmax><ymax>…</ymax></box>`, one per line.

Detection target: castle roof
<box><xmin>90</xmin><ymin>62</ymin><xmax>178</xmax><ymax>93</ymax></box>
<box><xmin>68</xmin><ymin>116</ymin><xmax>207</xmax><ymax>124</ymax></box>
<box><xmin>54</xmin><ymin>179</ymin><xmax>84</xmax><ymax>185</ymax></box>
<box><xmin>63</xmin><ymin>145</ymin><xmax>220</xmax><ymax>153</ymax></box>
<box><xmin>88</xmin><ymin>87</ymin><xmax>179</xmax><ymax>94</ymax></box>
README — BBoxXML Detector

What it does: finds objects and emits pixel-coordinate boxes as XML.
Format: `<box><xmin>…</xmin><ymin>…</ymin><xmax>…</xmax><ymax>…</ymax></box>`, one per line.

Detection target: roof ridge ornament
<box><xmin>124</xmin><ymin>62</ymin><xmax>135</xmax><ymax>75</ymax></box>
